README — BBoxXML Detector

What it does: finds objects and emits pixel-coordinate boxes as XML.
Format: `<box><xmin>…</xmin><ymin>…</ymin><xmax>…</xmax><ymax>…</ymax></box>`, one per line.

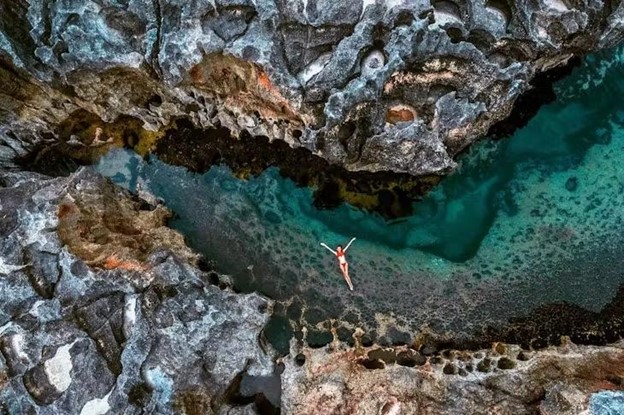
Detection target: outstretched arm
<box><xmin>344</xmin><ymin>237</ymin><xmax>356</xmax><ymax>252</ymax></box>
<box><xmin>320</xmin><ymin>243</ymin><xmax>337</xmax><ymax>255</ymax></box>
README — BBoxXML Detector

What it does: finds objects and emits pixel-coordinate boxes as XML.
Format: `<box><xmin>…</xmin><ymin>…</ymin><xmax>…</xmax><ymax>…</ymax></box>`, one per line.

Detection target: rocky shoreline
<box><xmin>2</xmin><ymin>0</ymin><xmax>624</xmax><ymax>179</ymax></box>
<box><xmin>283</xmin><ymin>337</ymin><xmax>624</xmax><ymax>415</ymax></box>
<box><xmin>0</xmin><ymin>167</ymin><xmax>622</xmax><ymax>414</ymax></box>
<box><xmin>0</xmin><ymin>168</ymin><xmax>275</xmax><ymax>414</ymax></box>
<box><xmin>2</xmin><ymin>0</ymin><xmax>624</xmax><ymax>413</ymax></box>
<box><xmin>1</xmin><ymin>0</ymin><xmax>623</xmax><ymax>216</ymax></box>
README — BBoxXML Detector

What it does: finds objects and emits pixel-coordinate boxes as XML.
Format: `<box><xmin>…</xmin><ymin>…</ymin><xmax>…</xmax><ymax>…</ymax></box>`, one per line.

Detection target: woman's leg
<box><xmin>341</xmin><ymin>263</ymin><xmax>353</xmax><ymax>290</ymax></box>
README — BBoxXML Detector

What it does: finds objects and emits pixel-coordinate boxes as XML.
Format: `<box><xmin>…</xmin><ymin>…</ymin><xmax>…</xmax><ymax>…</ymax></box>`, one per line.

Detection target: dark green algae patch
<box><xmin>150</xmin><ymin>117</ymin><xmax>441</xmax><ymax>219</ymax></box>
<box><xmin>89</xmin><ymin>44</ymin><xmax>624</xmax><ymax>355</ymax></box>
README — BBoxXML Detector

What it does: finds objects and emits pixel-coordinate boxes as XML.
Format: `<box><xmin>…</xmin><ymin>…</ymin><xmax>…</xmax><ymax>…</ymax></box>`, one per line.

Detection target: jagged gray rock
<box><xmin>0</xmin><ymin>168</ymin><xmax>274</xmax><ymax>414</ymax></box>
<box><xmin>1</xmin><ymin>2</ymin><xmax>624</xmax><ymax>414</ymax></box>
<box><xmin>0</xmin><ymin>0</ymin><xmax>623</xmax><ymax>175</ymax></box>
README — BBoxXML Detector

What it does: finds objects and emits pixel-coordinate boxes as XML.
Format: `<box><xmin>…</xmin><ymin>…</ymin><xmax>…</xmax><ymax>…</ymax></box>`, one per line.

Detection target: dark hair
<box><xmin>337</xmin><ymin>245</ymin><xmax>343</xmax><ymax>249</ymax></box>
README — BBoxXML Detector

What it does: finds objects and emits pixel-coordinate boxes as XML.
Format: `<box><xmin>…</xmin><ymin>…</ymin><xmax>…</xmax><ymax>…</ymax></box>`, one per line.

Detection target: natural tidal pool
<box><xmin>96</xmin><ymin>45</ymin><xmax>624</xmax><ymax>351</ymax></box>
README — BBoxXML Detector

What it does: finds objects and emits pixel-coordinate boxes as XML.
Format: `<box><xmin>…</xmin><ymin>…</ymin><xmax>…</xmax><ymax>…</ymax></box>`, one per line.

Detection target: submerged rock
<box><xmin>0</xmin><ymin>0</ymin><xmax>623</xmax><ymax>177</ymax></box>
<box><xmin>0</xmin><ymin>168</ymin><xmax>275</xmax><ymax>414</ymax></box>
<box><xmin>565</xmin><ymin>176</ymin><xmax>579</xmax><ymax>191</ymax></box>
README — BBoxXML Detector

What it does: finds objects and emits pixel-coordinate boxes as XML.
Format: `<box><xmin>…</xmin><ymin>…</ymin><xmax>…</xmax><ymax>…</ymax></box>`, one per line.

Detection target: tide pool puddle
<box><xmin>96</xmin><ymin>45</ymin><xmax>624</xmax><ymax>350</ymax></box>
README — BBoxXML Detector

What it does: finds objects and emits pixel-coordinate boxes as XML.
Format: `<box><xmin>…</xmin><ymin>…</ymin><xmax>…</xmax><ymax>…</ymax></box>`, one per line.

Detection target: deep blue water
<box><xmin>96</xmin><ymin>45</ymin><xmax>624</xmax><ymax>348</ymax></box>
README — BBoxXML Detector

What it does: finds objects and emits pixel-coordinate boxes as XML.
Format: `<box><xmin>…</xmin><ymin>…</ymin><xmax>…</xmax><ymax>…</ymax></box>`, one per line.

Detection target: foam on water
<box><xmin>96</xmin><ymin>45</ymin><xmax>624</xmax><ymax>346</ymax></box>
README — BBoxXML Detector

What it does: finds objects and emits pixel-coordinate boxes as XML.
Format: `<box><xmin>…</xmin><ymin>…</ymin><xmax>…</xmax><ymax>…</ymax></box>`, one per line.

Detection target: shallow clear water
<box><xmin>96</xmin><ymin>45</ymin><xmax>624</xmax><ymax>349</ymax></box>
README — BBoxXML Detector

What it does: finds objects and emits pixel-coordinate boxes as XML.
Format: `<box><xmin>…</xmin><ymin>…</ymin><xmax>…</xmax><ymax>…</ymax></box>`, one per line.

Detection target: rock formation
<box><xmin>2</xmin><ymin>0</ymin><xmax>624</xmax><ymax>414</ymax></box>
<box><xmin>1</xmin><ymin>0</ymin><xmax>623</xmax><ymax>177</ymax></box>
<box><xmin>0</xmin><ymin>168</ymin><xmax>275</xmax><ymax>414</ymax></box>
<box><xmin>1</xmin><ymin>166</ymin><xmax>623</xmax><ymax>414</ymax></box>
<box><xmin>282</xmin><ymin>338</ymin><xmax>624</xmax><ymax>415</ymax></box>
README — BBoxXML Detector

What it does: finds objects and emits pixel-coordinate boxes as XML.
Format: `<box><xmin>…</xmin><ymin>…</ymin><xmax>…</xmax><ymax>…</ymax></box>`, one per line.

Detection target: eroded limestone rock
<box><xmin>0</xmin><ymin>0</ymin><xmax>623</xmax><ymax>177</ymax></box>
<box><xmin>0</xmin><ymin>168</ymin><xmax>275</xmax><ymax>414</ymax></box>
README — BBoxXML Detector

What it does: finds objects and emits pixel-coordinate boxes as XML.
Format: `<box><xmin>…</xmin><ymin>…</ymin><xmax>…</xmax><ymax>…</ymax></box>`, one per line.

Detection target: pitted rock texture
<box><xmin>1</xmin><ymin>0</ymin><xmax>623</xmax><ymax>176</ymax></box>
<box><xmin>281</xmin><ymin>339</ymin><xmax>624</xmax><ymax>415</ymax></box>
<box><xmin>0</xmin><ymin>168</ymin><xmax>274</xmax><ymax>414</ymax></box>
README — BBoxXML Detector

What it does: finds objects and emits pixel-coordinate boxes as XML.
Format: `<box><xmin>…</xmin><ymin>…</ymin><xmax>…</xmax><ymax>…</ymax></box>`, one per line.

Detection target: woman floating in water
<box><xmin>320</xmin><ymin>237</ymin><xmax>356</xmax><ymax>291</ymax></box>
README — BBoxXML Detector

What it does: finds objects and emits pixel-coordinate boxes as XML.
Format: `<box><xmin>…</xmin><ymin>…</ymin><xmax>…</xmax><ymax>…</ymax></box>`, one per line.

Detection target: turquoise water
<box><xmin>96</xmin><ymin>45</ymin><xmax>624</xmax><ymax>348</ymax></box>
<box><xmin>591</xmin><ymin>391</ymin><xmax>624</xmax><ymax>414</ymax></box>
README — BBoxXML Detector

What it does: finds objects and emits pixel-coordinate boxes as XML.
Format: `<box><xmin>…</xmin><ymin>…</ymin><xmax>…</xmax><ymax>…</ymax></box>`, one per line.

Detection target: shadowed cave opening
<box><xmin>90</xmin><ymin>45</ymin><xmax>624</xmax><ymax>354</ymax></box>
